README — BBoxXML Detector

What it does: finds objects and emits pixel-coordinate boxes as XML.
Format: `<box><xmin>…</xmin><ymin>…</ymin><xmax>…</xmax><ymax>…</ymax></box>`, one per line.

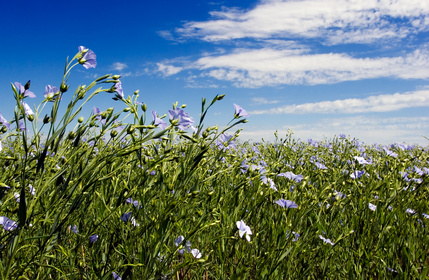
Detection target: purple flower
<box><xmin>353</xmin><ymin>156</ymin><xmax>371</xmax><ymax>165</ymax></box>
<box><xmin>89</xmin><ymin>234</ymin><xmax>98</xmax><ymax>243</ymax></box>
<box><xmin>78</xmin><ymin>46</ymin><xmax>97</xmax><ymax>69</ymax></box>
<box><xmin>21</xmin><ymin>101</ymin><xmax>34</xmax><ymax>116</ymax></box>
<box><xmin>350</xmin><ymin>170</ymin><xmax>365</xmax><ymax>179</ymax></box>
<box><xmin>383</xmin><ymin>147</ymin><xmax>398</xmax><ymax>158</ymax></box>
<box><xmin>0</xmin><ymin>113</ymin><xmax>11</xmax><ymax>129</ymax></box>
<box><xmin>406</xmin><ymin>208</ymin><xmax>416</xmax><ymax>214</ymax></box>
<box><xmin>368</xmin><ymin>203</ymin><xmax>377</xmax><ymax>211</ymax></box>
<box><xmin>93</xmin><ymin>107</ymin><xmax>106</xmax><ymax>124</ymax></box>
<box><xmin>0</xmin><ymin>216</ymin><xmax>18</xmax><ymax>231</ymax></box>
<box><xmin>112</xmin><ymin>272</ymin><xmax>122</xmax><ymax>280</ymax></box>
<box><xmin>14</xmin><ymin>81</ymin><xmax>36</xmax><ymax>98</ymax></box>
<box><xmin>191</xmin><ymin>248</ymin><xmax>202</xmax><ymax>259</ymax></box>
<box><xmin>236</xmin><ymin>220</ymin><xmax>252</xmax><ymax>242</ymax></box>
<box><xmin>168</xmin><ymin>108</ymin><xmax>194</xmax><ymax>131</ymax></box>
<box><xmin>44</xmin><ymin>85</ymin><xmax>60</xmax><ymax>100</ymax></box>
<box><xmin>126</xmin><ymin>198</ymin><xmax>141</xmax><ymax>208</ymax></box>
<box><xmin>29</xmin><ymin>184</ymin><xmax>35</xmax><ymax>196</ymax></box>
<box><xmin>174</xmin><ymin>235</ymin><xmax>184</xmax><ymax>247</ymax></box>
<box><xmin>113</xmin><ymin>81</ymin><xmax>124</xmax><ymax>99</ymax></box>
<box><xmin>216</xmin><ymin>133</ymin><xmax>236</xmax><ymax>150</ymax></box>
<box><xmin>152</xmin><ymin>111</ymin><xmax>168</xmax><ymax>129</ymax></box>
<box><xmin>233</xmin><ymin>104</ymin><xmax>249</xmax><ymax>118</ymax></box>
<box><xmin>275</xmin><ymin>199</ymin><xmax>298</xmax><ymax>209</ymax></box>
<box><xmin>314</xmin><ymin>162</ymin><xmax>327</xmax><ymax>170</ymax></box>
<box><xmin>319</xmin><ymin>235</ymin><xmax>335</xmax><ymax>245</ymax></box>
<box><xmin>121</xmin><ymin>212</ymin><xmax>132</xmax><ymax>223</ymax></box>
<box><xmin>71</xmin><ymin>225</ymin><xmax>78</xmax><ymax>233</ymax></box>
<box><xmin>277</xmin><ymin>172</ymin><xmax>303</xmax><ymax>183</ymax></box>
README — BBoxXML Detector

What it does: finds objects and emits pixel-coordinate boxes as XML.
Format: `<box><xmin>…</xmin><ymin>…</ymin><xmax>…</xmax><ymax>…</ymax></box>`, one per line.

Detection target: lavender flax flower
<box><xmin>0</xmin><ymin>216</ymin><xmax>18</xmax><ymax>231</ymax></box>
<box><xmin>233</xmin><ymin>104</ymin><xmax>249</xmax><ymax>118</ymax></box>
<box><xmin>319</xmin><ymin>235</ymin><xmax>335</xmax><ymax>245</ymax></box>
<box><xmin>112</xmin><ymin>272</ymin><xmax>122</xmax><ymax>280</ymax></box>
<box><xmin>14</xmin><ymin>81</ymin><xmax>36</xmax><ymax>98</ymax></box>
<box><xmin>78</xmin><ymin>46</ymin><xmax>97</xmax><ymax>69</ymax></box>
<box><xmin>44</xmin><ymin>85</ymin><xmax>60</xmax><ymax>101</ymax></box>
<box><xmin>21</xmin><ymin>101</ymin><xmax>34</xmax><ymax>116</ymax></box>
<box><xmin>0</xmin><ymin>113</ymin><xmax>11</xmax><ymax>130</ymax></box>
<box><xmin>152</xmin><ymin>111</ymin><xmax>168</xmax><ymax>129</ymax></box>
<box><xmin>89</xmin><ymin>234</ymin><xmax>98</xmax><ymax>243</ymax></box>
<box><xmin>168</xmin><ymin>108</ymin><xmax>194</xmax><ymax>131</ymax></box>
<box><xmin>275</xmin><ymin>199</ymin><xmax>298</xmax><ymax>209</ymax></box>
<box><xmin>237</xmin><ymin>220</ymin><xmax>252</xmax><ymax>242</ymax></box>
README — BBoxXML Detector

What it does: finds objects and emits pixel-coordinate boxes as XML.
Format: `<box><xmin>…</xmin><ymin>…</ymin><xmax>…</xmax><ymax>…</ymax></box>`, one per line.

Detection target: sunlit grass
<box><xmin>0</xmin><ymin>47</ymin><xmax>428</xmax><ymax>279</ymax></box>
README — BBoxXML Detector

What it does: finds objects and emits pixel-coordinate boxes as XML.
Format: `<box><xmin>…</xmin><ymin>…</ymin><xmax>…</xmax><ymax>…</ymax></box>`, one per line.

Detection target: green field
<box><xmin>1</xmin><ymin>48</ymin><xmax>428</xmax><ymax>279</ymax></box>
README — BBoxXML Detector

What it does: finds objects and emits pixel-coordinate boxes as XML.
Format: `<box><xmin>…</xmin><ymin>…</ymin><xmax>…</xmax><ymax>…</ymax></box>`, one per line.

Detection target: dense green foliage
<box><xmin>0</xmin><ymin>48</ymin><xmax>428</xmax><ymax>279</ymax></box>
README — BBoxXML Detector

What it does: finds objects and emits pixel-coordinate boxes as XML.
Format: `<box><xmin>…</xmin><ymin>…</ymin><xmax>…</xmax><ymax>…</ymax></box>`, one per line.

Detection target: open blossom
<box><xmin>112</xmin><ymin>272</ymin><xmax>122</xmax><ymax>280</ymax></box>
<box><xmin>78</xmin><ymin>46</ymin><xmax>97</xmax><ymax>69</ymax></box>
<box><xmin>191</xmin><ymin>248</ymin><xmax>202</xmax><ymax>259</ymax></box>
<box><xmin>275</xmin><ymin>199</ymin><xmax>298</xmax><ymax>209</ymax></box>
<box><xmin>21</xmin><ymin>101</ymin><xmax>34</xmax><ymax>116</ymax></box>
<box><xmin>236</xmin><ymin>220</ymin><xmax>252</xmax><ymax>242</ymax></box>
<box><xmin>152</xmin><ymin>111</ymin><xmax>168</xmax><ymax>129</ymax></box>
<box><xmin>368</xmin><ymin>203</ymin><xmax>377</xmax><ymax>211</ymax></box>
<box><xmin>15</xmin><ymin>81</ymin><xmax>36</xmax><ymax>98</ymax></box>
<box><xmin>0</xmin><ymin>216</ymin><xmax>18</xmax><ymax>231</ymax></box>
<box><xmin>44</xmin><ymin>85</ymin><xmax>60</xmax><ymax>100</ymax></box>
<box><xmin>168</xmin><ymin>108</ymin><xmax>194</xmax><ymax>131</ymax></box>
<box><xmin>113</xmin><ymin>81</ymin><xmax>124</xmax><ymax>98</ymax></box>
<box><xmin>354</xmin><ymin>156</ymin><xmax>371</xmax><ymax>165</ymax></box>
<box><xmin>0</xmin><ymin>113</ymin><xmax>11</xmax><ymax>129</ymax></box>
<box><xmin>216</xmin><ymin>133</ymin><xmax>236</xmax><ymax>150</ymax></box>
<box><xmin>233</xmin><ymin>104</ymin><xmax>249</xmax><ymax>118</ymax></box>
<box><xmin>89</xmin><ymin>234</ymin><xmax>98</xmax><ymax>243</ymax></box>
<box><xmin>277</xmin><ymin>171</ymin><xmax>303</xmax><ymax>183</ymax></box>
<box><xmin>319</xmin><ymin>235</ymin><xmax>335</xmax><ymax>245</ymax></box>
<box><xmin>350</xmin><ymin>170</ymin><xmax>365</xmax><ymax>179</ymax></box>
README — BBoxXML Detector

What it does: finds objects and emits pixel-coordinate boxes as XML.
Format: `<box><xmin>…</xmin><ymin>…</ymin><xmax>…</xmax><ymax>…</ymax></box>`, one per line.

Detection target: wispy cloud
<box><xmin>250</xmin><ymin>90</ymin><xmax>429</xmax><ymax>114</ymax></box>
<box><xmin>111</xmin><ymin>62</ymin><xmax>128</xmax><ymax>71</ymax></box>
<box><xmin>162</xmin><ymin>47</ymin><xmax>429</xmax><ymax>87</ymax></box>
<box><xmin>251</xmin><ymin>97</ymin><xmax>279</xmax><ymax>105</ymax></box>
<box><xmin>156</xmin><ymin>63</ymin><xmax>184</xmax><ymax>76</ymax></box>
<box><xmin>177</xmin><ymin>0</ymin><xmax>429</xmax><ymax>44</ymax></box>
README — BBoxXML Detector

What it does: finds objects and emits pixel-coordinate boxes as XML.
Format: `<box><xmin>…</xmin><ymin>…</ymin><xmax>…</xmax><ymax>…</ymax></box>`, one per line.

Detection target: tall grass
<box><xmin>0</xmin><ymin>47</ymin><xmax>428</xmax><ymax>279</ymax></box>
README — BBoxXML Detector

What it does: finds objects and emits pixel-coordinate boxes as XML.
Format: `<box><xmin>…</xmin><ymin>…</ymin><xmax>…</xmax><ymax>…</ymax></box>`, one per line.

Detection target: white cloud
<box><xmin>156</xmin><ymin>63</ymin><xmax>184</xmax><ymax>76</ymax></box>
<box><xmin>251</xmin><ymin>97</ymin><xmax>280</xmax><ymax>105</ymax></box>
<box><xmin>111</xmin><ymin>62</ymin><xmax>128</xmax><ymax>71</ymax></box>
<box><xmin>178</xmin><ymin>0</ymin><xmax>429</xmax><ymax>44</ymax></box>
<box><xmin>239</xmin><ymin>116</ymin><xmax>429</xmax><ymax>145</ymax></box>
<box><xmin>251</xmin><ymin>89</ymin><xmax>429</xmax><ymax>114</ymax></box>
<box><xmin>184</xmin><ymin>47</ymin><xmax>429</xmax><ymax>87</ymax></box>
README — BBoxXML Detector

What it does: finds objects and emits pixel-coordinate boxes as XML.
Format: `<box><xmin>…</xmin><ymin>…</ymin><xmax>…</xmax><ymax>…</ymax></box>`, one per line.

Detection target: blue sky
<box><xmin>1</xmin><ymin>0</ymin><xmax>429</xmax><ymax>145</ymax></box>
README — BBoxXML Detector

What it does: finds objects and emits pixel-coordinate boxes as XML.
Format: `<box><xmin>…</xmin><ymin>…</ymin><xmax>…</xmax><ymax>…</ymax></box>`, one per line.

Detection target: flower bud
<box><xmin>27</xmin><ymin>115</ymin><xmax>34</xmax><ymax>122</ymax></box>
<box><xmin>90</xmin><ymin>120</ymin><xmax>96</xmax><ymax>127</ymax></box>
<box><xmin>127</xmin><ymin>126</ymin><xmax>135</xmax><ymax>134</ymax></box>
<box><xmin>217</xmin><ymin>94</ymin><xmax>225</xmax><ymax>101</ymax></box>
<box><xmin>60</xmin><ymin>82</ymin><xmax>69</xmax><ymax>93</ymax></box>
<box><xmin>78</xmin><ymin>116</ymin><xmax>84</xmax><ymax>123</ymax></box>
<box><xmin>68</xmin><ymin>132</ymin><xmax>76</xmax><ymax>140</ymax></box>
<box><xmin>112</xmin><ymin>75</ymin><xmax>121</xmax><ymax>80</ymax></box>
<box><xmin>1</xmin><ymin>126</ymin><xmax>7</xmax><ymax>133</ymax></box>
<box><xmin>43</xmin><ymin>115</ymin><xmax>51</xmax><ymax>124</ymax></box>
<box><xmin>134</xmin><ymin>90</ymin><xmax>139</xmax><ymax>95</ymax></box>
<box><xmin>141</xmin><ymin>103</ymin><xmax>147</xmax><ymax>112</ymax></box>
<box><xmin>181</xmin><ymin>104</ymin><xmax>187</xmax><ymax>108</ymax></box>
<box><xmin>110</xmin><ymin>130</ymin><xmax>118</xmax><ymax>138</ymax></box>
<box><xmin>101</xmin><ymin>112</ymin><xmax>107</xmax><ymax>119</ymax></box>
<box><xmin>24</xmin><ymin>80</ymin><xmax>31</xmax><ymax>90</ymax></box>
<box><xmin>123</xmin><ymin>107</ymin><xmax>131</xmax><ymax>112</ymax></box>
